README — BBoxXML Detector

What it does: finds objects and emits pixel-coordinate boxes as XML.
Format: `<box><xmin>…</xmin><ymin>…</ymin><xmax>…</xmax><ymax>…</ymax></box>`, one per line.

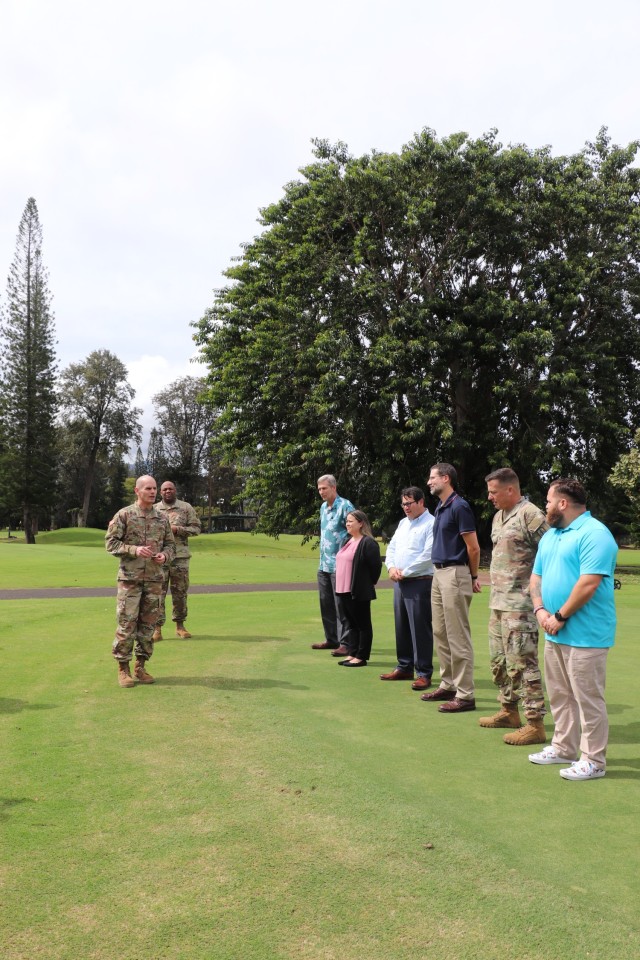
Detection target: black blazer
<box><xmin>348</xmin><ymin>535</ymin><xmax>382</xmax><ymax>601</ymax></box>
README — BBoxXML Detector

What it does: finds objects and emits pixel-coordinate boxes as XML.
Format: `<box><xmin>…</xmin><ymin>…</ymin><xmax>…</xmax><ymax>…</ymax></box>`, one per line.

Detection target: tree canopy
<box><xmin>58</xmin><ymin>349</ymin><xmax>142</xmax><ymax>527</ymax></box>
<box><xmin>194</xmin><ymin>128</ymin><xmax>640</xmax><ymax>537</ymax></box>
<box><xmin>152</xmin><ymin>376</ymin><xmax>218</xmax><ymax>505</ymax></box>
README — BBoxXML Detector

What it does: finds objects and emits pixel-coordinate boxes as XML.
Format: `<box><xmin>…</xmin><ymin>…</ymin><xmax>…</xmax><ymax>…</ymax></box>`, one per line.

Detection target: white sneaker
<box><xmin>559</xmin><ymin>760</ymin><xmax>605</xmax><ymax>781</ymax></box>
<box><xmin>529</xmin><ymin>745</ymin><xmax>575</xmax><ymax>765</ymax></box>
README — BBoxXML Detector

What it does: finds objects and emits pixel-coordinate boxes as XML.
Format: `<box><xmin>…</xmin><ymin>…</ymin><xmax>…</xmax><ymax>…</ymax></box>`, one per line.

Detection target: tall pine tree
<box><xmin>0</xmin><ymin>198</ymin><xmax>58</xmax><ymax>542</ymax></box>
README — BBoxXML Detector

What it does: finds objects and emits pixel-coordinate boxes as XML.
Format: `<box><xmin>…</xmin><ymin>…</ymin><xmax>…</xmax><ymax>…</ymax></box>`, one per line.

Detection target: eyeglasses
<box><xmin>401</xmin><ymin>500</ymin><xmax>416</xmax><ymax>508</ymax></box>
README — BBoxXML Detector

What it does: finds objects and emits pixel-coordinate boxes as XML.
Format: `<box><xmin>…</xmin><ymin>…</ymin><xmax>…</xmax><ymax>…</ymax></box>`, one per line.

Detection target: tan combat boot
<box><xmin>503</xmin><ymin>719</ymin><xmax>546</xmax><ymax>746</ymax></box>
<box><xmin>118</xmin><ymin>661</ymin><xmax>135</xmax><ymax>688</ymax></box>
<box><xmin>134</xmin><ymin>659</ymin><xmax>155</xmax><ymax>684</ymax></box>
<box><xmin>176</xmin><ymin>623</ymin><xmax>192</xmax><ymax>639</ymax></box>
<box><xmin>152</xmin><ymin>626</ymin><xmax>163</xmax><ymax>641</ymax></box>
<box><xmin>478</xmin><ymin>702</ymin><xmax>521</xmax><ymax>729</ymax></box>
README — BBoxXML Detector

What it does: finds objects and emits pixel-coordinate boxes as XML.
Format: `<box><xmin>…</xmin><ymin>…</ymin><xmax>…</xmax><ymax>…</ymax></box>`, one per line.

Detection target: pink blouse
<box><xmin>335</xmin><ymin>537</ymin><xmax>360</xmax><ymax>594</ymax></box>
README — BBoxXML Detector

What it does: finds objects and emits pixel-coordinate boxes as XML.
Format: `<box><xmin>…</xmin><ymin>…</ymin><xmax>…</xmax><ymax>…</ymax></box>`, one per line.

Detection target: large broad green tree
<box><xmin>0</xmin><ymin>198</ymin><xmax>58</xmax><ymax>542</ymax></box>
<box><xmin>194</xmin><ymin>129</ymin><xmax>640</xmax><ymax>536</ymax></box>
<box><xmin>152</xmin><ymin>376</ymin><xmax>218</xmax><ymax>505</ymax></box>
<box><xmin>58</xmin><ymin>349</ymin><xmax>141</xmax><ymax>527</ymax></box>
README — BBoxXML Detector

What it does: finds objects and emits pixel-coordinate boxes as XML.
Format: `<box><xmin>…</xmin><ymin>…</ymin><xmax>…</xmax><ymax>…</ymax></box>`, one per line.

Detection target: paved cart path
<box><xmin>0</xmin><ymin>581</ymin><xmax>398</xmax><ymax>601</ymax></box>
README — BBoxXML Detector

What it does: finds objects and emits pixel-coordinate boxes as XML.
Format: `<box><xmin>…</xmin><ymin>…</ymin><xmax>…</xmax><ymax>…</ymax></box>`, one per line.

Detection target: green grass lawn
<box><xmin>0</xmin><ymin>530</ymin><xmax>321</xmax><ymax>588</ymax></box>
<box><xmin>1</xmin><ymin>536</ymin><xmax>639</xmax><ymax>959</ymax></box>
<box><xmin>1</xmin><ymin>529</ymin><xmax>639</xmax><ymax>590</ymax></box>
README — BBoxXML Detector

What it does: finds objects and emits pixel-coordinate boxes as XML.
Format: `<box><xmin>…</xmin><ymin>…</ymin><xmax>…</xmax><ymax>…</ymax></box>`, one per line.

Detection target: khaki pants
<box><xmin>544</xmin><ymin>641</ymin><xmax>609</xmax><ymax>768</ymax></box>
<box><xmin>432</xmin><ymin>566</ymin><xmax>474</xmax><ymax>700</ymax></box>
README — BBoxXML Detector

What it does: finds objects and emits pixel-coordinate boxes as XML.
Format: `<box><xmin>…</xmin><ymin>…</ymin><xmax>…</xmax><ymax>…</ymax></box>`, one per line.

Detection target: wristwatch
<box><xmin>554</xmin><ymin>610</ymin><xmax>569</xmax><ymax>622</ymax></box>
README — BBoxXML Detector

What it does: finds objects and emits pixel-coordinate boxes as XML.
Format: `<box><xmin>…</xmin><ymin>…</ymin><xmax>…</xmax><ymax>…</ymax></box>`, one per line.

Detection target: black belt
<box><xmin>408</xmin><ymin>575</ymin><xmax>433</xmax><ymax>580</ymax></box>
<box><xmin>433</xmin><ymin>561</ymin><xmax>468</xmax><ymax>569</ymax></box>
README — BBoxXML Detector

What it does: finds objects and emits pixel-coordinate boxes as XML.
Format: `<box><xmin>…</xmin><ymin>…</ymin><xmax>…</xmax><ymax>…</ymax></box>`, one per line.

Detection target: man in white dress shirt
<box><xmin>380</xmin><ymin>487</ymin><xmax>435</xmax><ymax>690</ymax></box>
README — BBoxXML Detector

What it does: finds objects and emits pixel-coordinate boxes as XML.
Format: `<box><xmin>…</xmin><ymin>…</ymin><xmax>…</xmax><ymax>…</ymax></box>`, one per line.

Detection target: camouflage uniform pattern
<box><xmin>155</xmin><ymin>498</ymin><xmax>200</xmax><ymax>625</ymax></box>
<box><xmin>488</xmin><ymin>499</ymin><xmax>549</xmax><ymax>719</ymax></box>
<box><xmin>105</xmin><ymin>504</ymin><xmax>175</xmax><ymax>662</ymax></box>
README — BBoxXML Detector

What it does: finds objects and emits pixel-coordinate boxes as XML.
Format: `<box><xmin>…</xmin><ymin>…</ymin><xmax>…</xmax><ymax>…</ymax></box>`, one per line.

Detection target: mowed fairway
<box><xmin>1</xmin><ymin>534</ymin><xmax>639</xmax><ymax>960</ymax></box>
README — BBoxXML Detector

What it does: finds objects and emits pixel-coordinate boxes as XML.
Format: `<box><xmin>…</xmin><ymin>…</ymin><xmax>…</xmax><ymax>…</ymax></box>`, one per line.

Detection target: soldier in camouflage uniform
<box><xmin>152</xmin><ymin>481</ymin><xmax>201</xmax><ymax>640</ymax></box>
<box><xmin>479</xmin><ymin>468</ymin><xmax>549</xmax><ymax>745</ymax></box>
<box><xmin>105</xmin><ymin>475</ymin><xmax>175</xmax><ymax>688</ymax></box>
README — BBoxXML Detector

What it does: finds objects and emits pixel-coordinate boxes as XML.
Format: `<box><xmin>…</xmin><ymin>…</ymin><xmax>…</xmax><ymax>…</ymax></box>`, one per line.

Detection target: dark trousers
<box><xmin>394</xmin><ymin>578</ymin><xmax>433</xmax><ymax>678</ymax></box>
<box><xmin>317</xmin><ymin>571</ymin><xmax>347</xmax><ymax>646</ymax></box>
<box><xmin>335</xmin><ymin>594</ymin><xmax>374</xmax><ymax>661</ymax></box>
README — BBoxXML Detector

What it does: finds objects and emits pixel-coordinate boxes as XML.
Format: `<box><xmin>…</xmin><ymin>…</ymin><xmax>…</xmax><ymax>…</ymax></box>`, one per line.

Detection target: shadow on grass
<box><xmin>608</xmin><ymin>719</ymin><xmax>640</xmax><ymax>745</ymax></box>
<box><xmin>159</xmin><ymin>676</ymin><xmax>309</xmax><ymax>691</ymax></box>
<box><xmin>159</xmin><ymin>634</ymin><xmax>291</xmax><ymax>644</ymax></box>
<box><xmin>601</xmin><ymin>759</ymin><xmax>640</xmax><ymax>780</ymax></box>
<box><xmin>0</xmin><ymin>797</ymin><xmax>33</xmax><ymax>821</ymax></box>
<box><xmin>0</xmin><ymin>698</ymin><xmax>57</xmax><ymax>715</ymax></box>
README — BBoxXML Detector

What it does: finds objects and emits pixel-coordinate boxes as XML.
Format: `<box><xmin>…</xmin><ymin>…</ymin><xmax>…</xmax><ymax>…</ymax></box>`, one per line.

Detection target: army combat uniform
<box><xmin>487</xmin><ymin>499</ymin><xmax>549</xmax><ymax>721</ymax></box>
<box><xmin>155</xmin><ymin>498</ymin><xmax>200</xmax><ymax>628</ymax></box>
<box><xmin>106</xmin><ymin>504</ymin><xmax>175</xmax><ymax>664</ymax></box>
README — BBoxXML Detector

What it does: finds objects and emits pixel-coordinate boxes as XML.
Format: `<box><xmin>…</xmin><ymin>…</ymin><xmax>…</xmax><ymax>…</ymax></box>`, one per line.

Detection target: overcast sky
<box><xmin>1</xmin><ymin>0</ymin><xmax>639</xmax><ymax>444</ymax></box>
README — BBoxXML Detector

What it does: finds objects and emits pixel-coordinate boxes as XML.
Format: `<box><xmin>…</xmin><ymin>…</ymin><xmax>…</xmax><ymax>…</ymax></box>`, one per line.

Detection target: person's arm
<box><xmin>530</xmin><ymin>573</ymin><xmax>550</xmax><ymax>630</ymax></box>
<box><xmin>154</xmin><ymin>520</ymin><xmax>176</xmax><ymax>565</ymax></box>
<box><xmin>544</xmin><ymin>574</ymin><xmax>604</xmax><ymax>636</ymax></box>
<box><xmin>385</xmin><ymin>529</ymin><xmax>400</xmax><ymax>580</ymax></box>
<box><xmin>364</xmin><ymin>537</ymin><xmax>382</xmax><ymax>584</ymax></box>
<box><xmin>461</xmin><ymin>530</ymin><xmax>482</xmax><ymax>593</ymax></box>
<box><xmin>181</xmin><ymin>505</ymin><xmax>201</xmax><ymax>538</ymax></box>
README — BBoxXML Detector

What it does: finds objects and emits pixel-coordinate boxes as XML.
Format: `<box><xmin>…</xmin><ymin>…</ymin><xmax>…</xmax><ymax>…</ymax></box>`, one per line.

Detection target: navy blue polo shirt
<box><xmin>432</xmin><ymin>493</ymin><xmax>476</xmax><ymax>564</ymax></box>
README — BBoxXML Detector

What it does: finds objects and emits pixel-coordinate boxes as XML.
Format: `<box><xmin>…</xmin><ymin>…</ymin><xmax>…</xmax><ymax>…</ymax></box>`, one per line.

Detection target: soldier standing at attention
<box><xmin>153</xmin><ymin>480</ymin><xmax>201</xmax><ymax>641</ymax></box>
<box><xmin>479</xmin><ymin>468</ymin><xmax>549</xmax><ymax>745</ymax></box>
<box><xmin>106</xmin><ymin>475</ymin><xmax>175</xmax><ymax>687</ymax></box>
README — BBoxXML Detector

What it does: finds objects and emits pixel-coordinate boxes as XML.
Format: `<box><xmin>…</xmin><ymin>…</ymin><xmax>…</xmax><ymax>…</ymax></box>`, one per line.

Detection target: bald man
<box><xmin>105</xmin><ymin>475</ymin><xmax>175</xmax><ymax>687</ymax></box>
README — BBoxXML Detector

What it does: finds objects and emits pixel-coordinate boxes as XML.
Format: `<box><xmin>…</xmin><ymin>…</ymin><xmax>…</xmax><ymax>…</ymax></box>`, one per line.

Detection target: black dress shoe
<box><xmin>343</xmin><ymin>660</ymin><xmax>367</xmax><ymax>667</ymax></box>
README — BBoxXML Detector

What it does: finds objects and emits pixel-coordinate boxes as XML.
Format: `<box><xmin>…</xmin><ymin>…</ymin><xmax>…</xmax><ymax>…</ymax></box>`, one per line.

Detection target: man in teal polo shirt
<box><xmin>528</xmin><ymin>478</ymin><xmax>618</xmax><ymax>781</ymax></box>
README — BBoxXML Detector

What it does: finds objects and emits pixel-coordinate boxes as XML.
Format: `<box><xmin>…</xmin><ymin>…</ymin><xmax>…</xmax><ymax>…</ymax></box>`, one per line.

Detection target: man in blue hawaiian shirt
<box><xmin>311</xmin><ymin>474</ymin><xmax>355</xmax><ymax>655</ymax></box>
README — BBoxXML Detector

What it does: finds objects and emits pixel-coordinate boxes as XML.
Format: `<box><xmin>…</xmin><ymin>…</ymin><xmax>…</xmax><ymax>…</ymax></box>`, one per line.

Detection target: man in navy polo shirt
<box><xmin>421</xmin><ymin>463</ymin><xmax>482</xmax><ymax>713</ymax></box>
<box><xmin>528</xmin><ymin>478</ymin><xmax>617</xmax><ymax>781</ymax></box>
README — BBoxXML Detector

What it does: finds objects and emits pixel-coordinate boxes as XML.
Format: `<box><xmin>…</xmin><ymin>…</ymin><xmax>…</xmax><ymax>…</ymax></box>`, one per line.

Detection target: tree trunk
<box><xmin>23</xmin><ymin>505</ymin><xmax>36</xmax><ymax>544</ymax></box>
<box><xmin>80</xmin><ymin>441</ymin><xmax>100</xmax><ymax>527</ymax></box>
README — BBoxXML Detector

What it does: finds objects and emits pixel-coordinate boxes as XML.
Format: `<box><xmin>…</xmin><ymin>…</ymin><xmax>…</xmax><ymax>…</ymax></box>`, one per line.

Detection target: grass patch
<box><xmin>0</xmin><ymin>531</ymin><xmax>321</xmax><ymax>588</ymax></box>
<box><xmin>2</xmin><ymin>577</ymin><xmax>639</xmax><ymax>959</ymax></box>
<box><xmin>2</xmin><ymin>530</ymin><xmax>639</xmax><ymax>591</ymax></box>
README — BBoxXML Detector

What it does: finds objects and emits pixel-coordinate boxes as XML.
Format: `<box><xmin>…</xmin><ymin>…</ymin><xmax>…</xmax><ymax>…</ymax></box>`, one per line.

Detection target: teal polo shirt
<box><xmin>533</xmin><ymin>511</ymin><xmax>618</xmax><ymax>648</ymax></box>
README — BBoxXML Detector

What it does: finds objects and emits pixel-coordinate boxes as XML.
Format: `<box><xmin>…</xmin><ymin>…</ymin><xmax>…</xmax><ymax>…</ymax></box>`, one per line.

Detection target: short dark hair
<box><xmin>430</xmin><ymin>463</ymin><xmax>458</xmax><ymax>490</ymax></box>
<box><xmin>485</xmin><ymin>467</ymin><xmax>520</xmax><ymax>487</ymax></box>
<box><xmin>549</xmin><ymin>478</ymin><xmax>587</xmax><ymax>505</ymax></box>
<box><xmin>401</xmin><ymin>486</ymin><xmax>425</xmax><ymax>503</ymax></box>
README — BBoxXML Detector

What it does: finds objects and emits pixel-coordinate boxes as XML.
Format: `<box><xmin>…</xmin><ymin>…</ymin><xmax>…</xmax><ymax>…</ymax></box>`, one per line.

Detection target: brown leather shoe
<box><xmin>411</xmin><ymin>677</ymin><xmax>432</xmax><ymax>691</ymax></box>
<box><xmin>331</xmin><ymin>645</ymin><xmax>350</xmax><ymax>657</ymax></box>
<box><xmin>438</xmin><ymin>697</ymin><xmax>476</xmax><ymax>713</ymax></box>
<box><xmin>176</xmin><ymin>624</ymin><xmax>192</xmax><ymax>639</ymax></box>
<box><xmin>379</xmin><ymin>669</ymin><xmax>414</xmax><ymax>681</ymax></box>
<box><xmin>311</xmin><ymin>641</ymin><xmax>340</xmax><ymax>650</ymax></box>
<box><xmin>421</xmin><ymin>686</ymin><xmax>456</xmax><ymax>701</ymax></box>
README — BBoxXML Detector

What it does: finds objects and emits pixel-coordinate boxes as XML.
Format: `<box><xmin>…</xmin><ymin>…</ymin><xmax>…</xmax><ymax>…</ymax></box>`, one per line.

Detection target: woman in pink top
<box><xmin>334</xmin><ymin>510</ymin><xmax>382</xmax><ymax>666</ymax></box>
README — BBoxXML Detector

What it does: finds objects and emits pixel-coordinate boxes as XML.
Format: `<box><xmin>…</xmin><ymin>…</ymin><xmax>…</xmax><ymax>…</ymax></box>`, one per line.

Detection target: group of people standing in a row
<box><xmin>314</xmin><ymin>465</ymin><xmax>618</xmax><ymax>781</ymax></box>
